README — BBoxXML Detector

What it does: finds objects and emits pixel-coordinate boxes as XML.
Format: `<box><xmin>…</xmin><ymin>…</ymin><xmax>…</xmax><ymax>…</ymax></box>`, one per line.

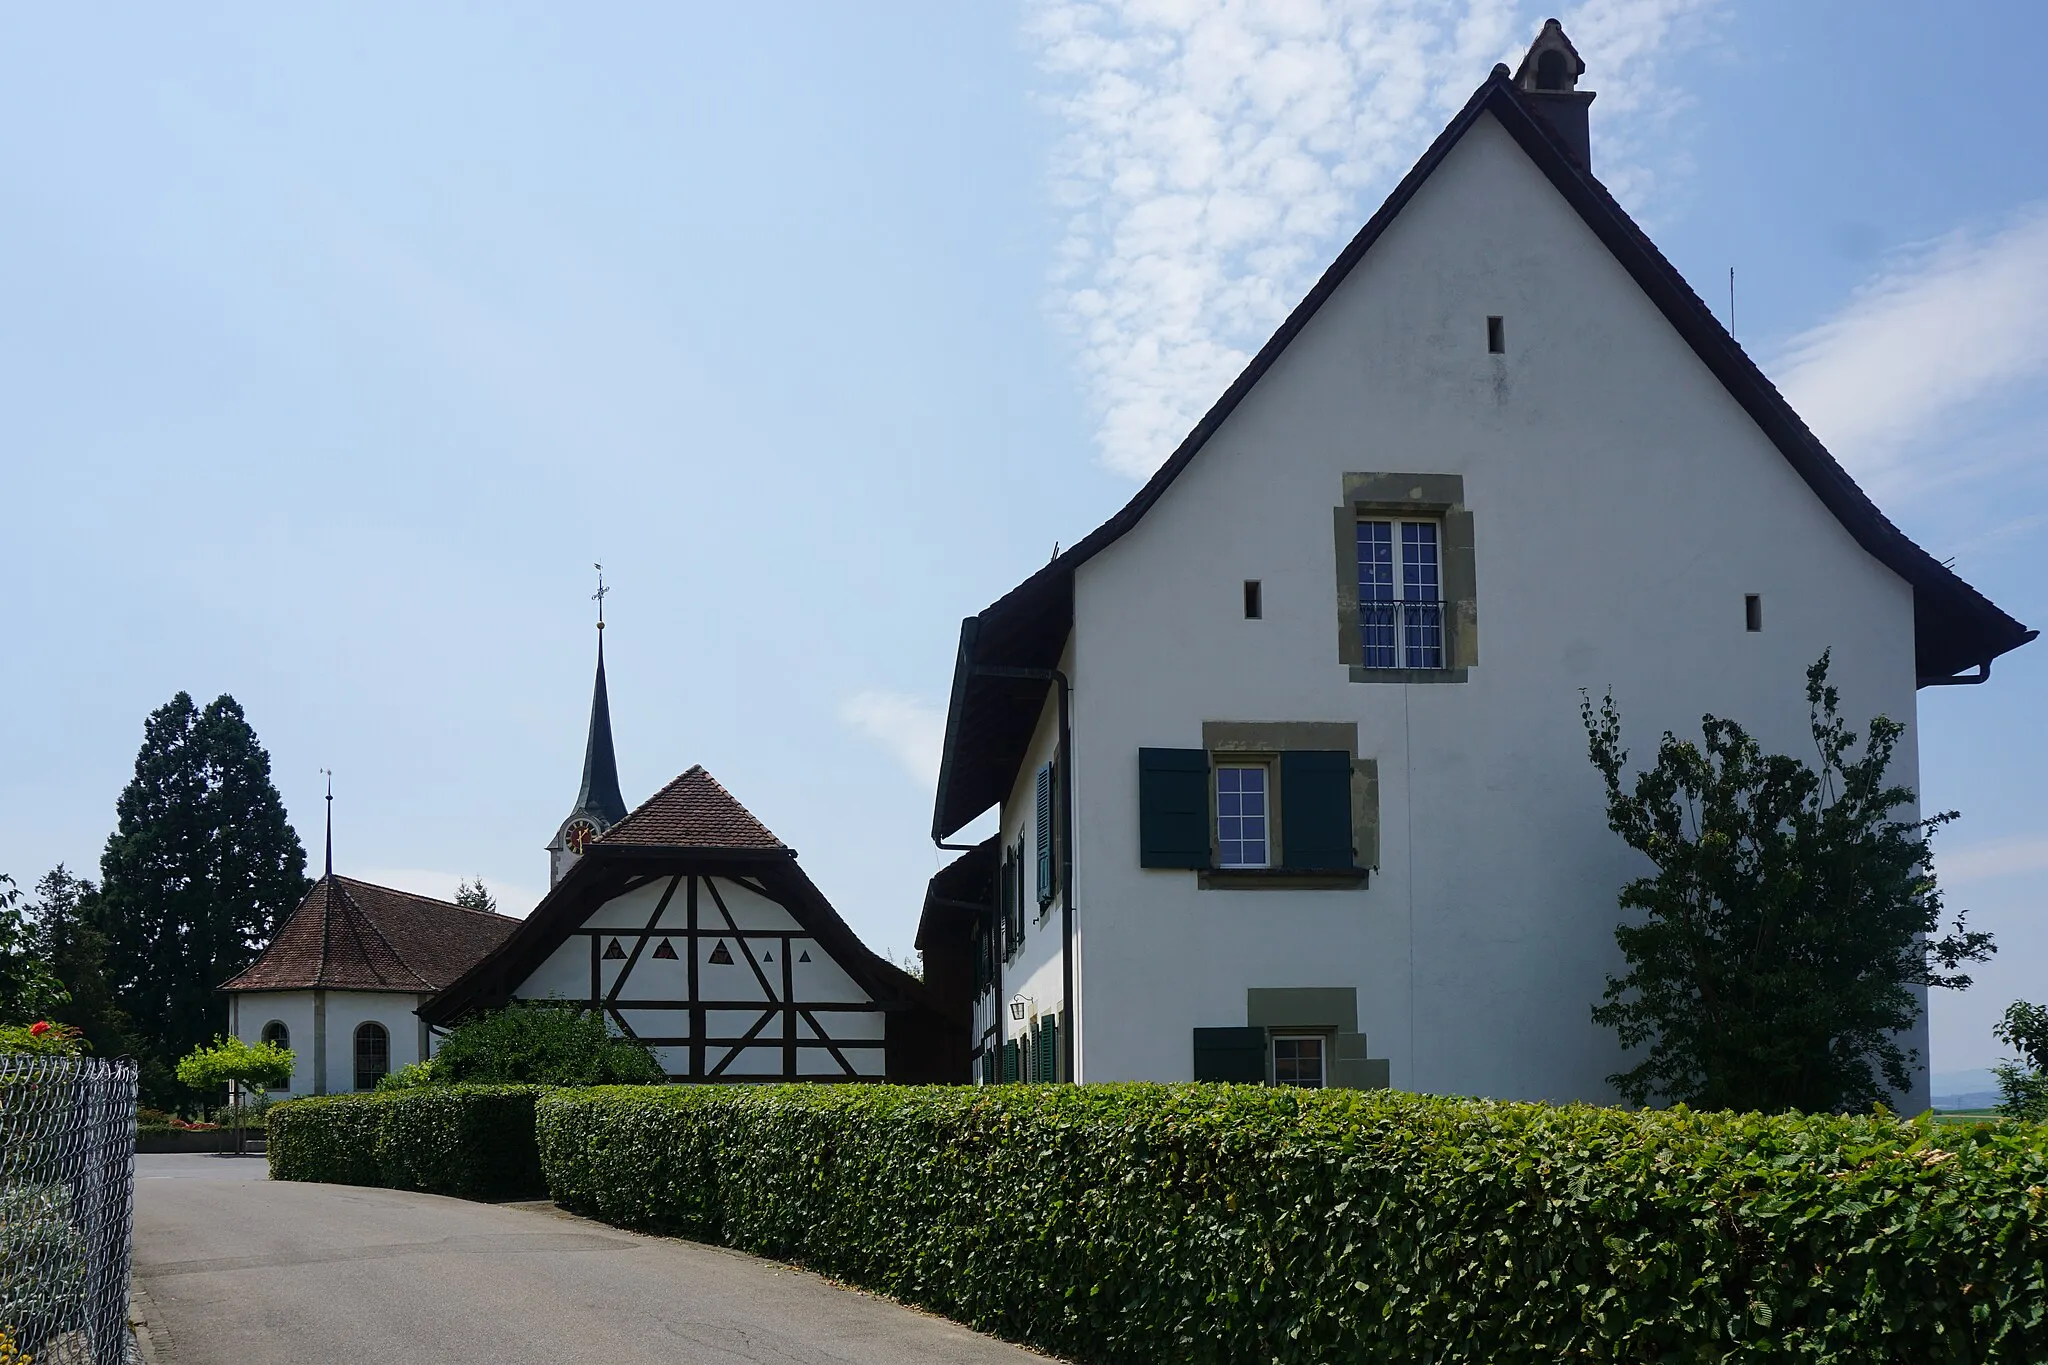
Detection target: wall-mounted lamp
<box><xmin>1009</xmin><ymin>997</ymin><xmax>1029</xmax><ymax>1022</ymax></box>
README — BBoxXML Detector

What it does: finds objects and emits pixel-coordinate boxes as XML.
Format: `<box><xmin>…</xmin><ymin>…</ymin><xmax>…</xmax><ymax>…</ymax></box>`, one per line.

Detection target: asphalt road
<box><xmin>133</xmin><ymin>1154</ymin><xmax>1048</xmax><ymax>1365</ymax></box>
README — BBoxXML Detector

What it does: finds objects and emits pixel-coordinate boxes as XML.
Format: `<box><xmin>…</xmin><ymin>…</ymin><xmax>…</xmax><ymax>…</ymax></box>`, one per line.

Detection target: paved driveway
<box><xmin>133</xmin><ymin>1155</ymin><xmax>1046</xmax><ymax>1365</ymax></box>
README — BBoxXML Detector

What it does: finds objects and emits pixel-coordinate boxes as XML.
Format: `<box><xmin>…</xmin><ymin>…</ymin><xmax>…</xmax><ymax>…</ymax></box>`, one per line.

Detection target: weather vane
<box><xmin>592</xmin><ymin>562</ymin><xmax>609</xmax><ymax>631</ymax></box>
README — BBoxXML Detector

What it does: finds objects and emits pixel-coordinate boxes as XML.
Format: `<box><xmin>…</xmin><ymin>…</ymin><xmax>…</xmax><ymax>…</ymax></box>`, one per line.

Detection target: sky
<box><xmin>1</xmin><ymin>3</ymin><xmax>2042</xmax><ymax>1077</ymax></box>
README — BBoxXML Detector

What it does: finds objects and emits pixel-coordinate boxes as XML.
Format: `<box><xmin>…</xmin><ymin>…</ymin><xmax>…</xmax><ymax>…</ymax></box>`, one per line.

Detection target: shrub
<box><xmin>430</xmin><ymin>1003</ymin><xmax>664</xmax><ymax>1086</ymax></box>
<box><xmin>0</xmin><ymin>1022</ymin><xmax>86</xmax><ymax>1057</ymax></box>
<box><xmin>374</xmin><ymin>1060</ymin><xmax>435</xmax><ymax>1092</ymax></box>
<box><xmin>0</xmin><ymin>1183</ymin><xmax>87</xmax><ymax>1352</ymax></box>
<box><xmin>537</xmin><ymin>1084</ymin><xmax>2048</xmax><ymax>1364</ymax></box>
<box><xmin>268</xmin><ymin>1086</ymin><xmax>547</xmax><ymax>1199</ymax></box>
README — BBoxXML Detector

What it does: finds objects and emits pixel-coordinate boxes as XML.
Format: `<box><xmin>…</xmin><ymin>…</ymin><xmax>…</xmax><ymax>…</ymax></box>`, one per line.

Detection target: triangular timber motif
<box><xmin>603</xmin><ymin>938</ymin><xmax>626</xmax><ymax>961</ymax></box>
<box><xmin>651</xmin><ymin>938</ymin><xmax>677</xmax><ymax>960</ymax></box>
<box><xmin>798</xmin><ymin>950</ymin><xmax>810</xmax><ymax>963</ymax></box>
<box><xmin>762</xmin><ymin>949</ymin><xmax>774</xmax><ymax>962</ymax></box>
<box><xmin>707</xmin><ymin>940</ymin><xmax>733</xmax><ymax>965</ymax></box>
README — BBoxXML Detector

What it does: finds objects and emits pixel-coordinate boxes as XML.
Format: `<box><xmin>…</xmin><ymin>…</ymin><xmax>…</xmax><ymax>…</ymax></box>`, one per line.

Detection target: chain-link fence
<box><xmin>0</xmin><ymin>1055</ymin><xmax>139</xmax><ymax>1365</ymax></box>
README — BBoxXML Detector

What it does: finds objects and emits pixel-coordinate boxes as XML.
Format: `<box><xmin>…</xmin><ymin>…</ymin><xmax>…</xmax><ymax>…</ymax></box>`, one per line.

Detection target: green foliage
<box><xmin>374</xmin><ymin>1060</ymin><xmax>436</xmax><ymax>1092</ymax></box>
<box><xmin>267</xmin><ymin>1087</ymin><xmax>548</xmax><ymax>1199</ymax></box>
<box><xmin>0</xmin><ymin>1184</ymin><xmax>87</xmax><ymax>1351</ymax></box>
<box><xmin>24</xmin><ymin>865</ymin><xmax>144</xmax><ymax>1063</ymax></box>
<box><xmin>534</xmin><ymin>1083</ymin><xmax>2048</xmax><ymax>1364</ymax></box>
<box><xmin>175</xmin><ymin>1035</ymin><xmax>294</xmax><ymax>1092</ymax></box>
<box><xmin>0</xmin><ymin>874</ymin><xmax>69</xmax><ymax>1023</ymax></box>
<box><xmin>97</xmin><ymin>691</ymin><xmax>310</xmax><ymax>1106</ymax></box>
<box><xmin>1995</xmin><ymin>1001</ymin><xmax>2048</xmax><ymax>1121</ymax></box>
<box><xmin>453</xmin><ymin>878</ymin><xmax>497</xmax><ymax>915</ymax></box>
<box><xmin>430</xmin><ymin>1002</ymin><xmax>664</xmax><ymax>1086</ymax></box>
<box><xmin>1582</xmin><ymin>652</ymin><xmax>1992</xmax><ymax>1111</ymax></box>
<box><xmin>0</xmin><ymin>1022</ymin><xmax>86</xmax><ymax>1056</ymax></box>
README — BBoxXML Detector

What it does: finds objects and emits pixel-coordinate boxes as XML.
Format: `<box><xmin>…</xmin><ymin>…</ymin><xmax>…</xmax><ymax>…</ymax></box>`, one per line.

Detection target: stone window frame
<box><xmin>1333</xmin><ymin>472</ymin><xmax>1477</xmax><ymax>683</ymax></box>
<box><xmin>1197</xmin><ymin>721</ymin><xmax>1378</xmax><ymax>890</ymax></box>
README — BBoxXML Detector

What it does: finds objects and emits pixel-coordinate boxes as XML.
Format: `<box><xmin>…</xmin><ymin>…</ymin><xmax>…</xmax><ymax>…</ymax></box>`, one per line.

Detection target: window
<box><xmin>1215</xmin><ymin>764</ymin><xmax>1270</xmax><ymax>868</ymax></box>
<box><xmin>353</xmin><ymin>1022</ymin><xmax>389</xmax><ymax>1092</ymax></box>
<box><xmin>1272</xmin><ymin>1035</ymin><xmax>1326</xmax><ymax>1088</ymax></box>
<box><xmin>1486</xmin><ymin>315</ymin><xmax>1505</xmax><ymax>353</ymax></box>
<box><xmin>260</xmin><ymin>1020</ymin><xmax>289</xmax><ymax>1050</ymax></box>
<box><xmin>1357</xmin><ymin>519</ymin><xmax>1444</xmax><ymax>670</ymax></box>
<box><xmin>1243</xmin><ymin>580</ymin><xmax>1263</xmax><ymax>619</ymax></box>
<box><xmin>1745</xmin><ymin>594</ymin><xmax>1763</xmax><ymax>632</ymax></box>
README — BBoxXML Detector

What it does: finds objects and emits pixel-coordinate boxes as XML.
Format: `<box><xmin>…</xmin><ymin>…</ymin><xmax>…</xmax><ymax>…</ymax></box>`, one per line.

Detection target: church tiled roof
<box><xmin>596</xmin><ymin>765</ymin><xmax>787</xmax><ymax>851</ymax></box>
<box><xmin>221</xmin><ymin>875</ymin><xmax>518</xmax><ymax>993</ymax></box>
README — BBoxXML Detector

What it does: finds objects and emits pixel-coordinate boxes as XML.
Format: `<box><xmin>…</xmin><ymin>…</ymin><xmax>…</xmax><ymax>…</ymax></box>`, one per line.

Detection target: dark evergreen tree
<box><xmin>453</xmin><ymin>877</ymin><xmax>497</xmax><ymax>915</ymax></box>
<box><xmin>0</xmin><ymin>873</ymin><xmax>70</xmax><ymax>1022</ymax></box>
<box><xmin>27</xmin><ymin>865</ymin><xmax>143</xmax><ymax>1062</ymax></box>
<box><xmin>98</xmin><ymin>693</ymin><xmax>309</xmax><ymax>1100</ymax></box>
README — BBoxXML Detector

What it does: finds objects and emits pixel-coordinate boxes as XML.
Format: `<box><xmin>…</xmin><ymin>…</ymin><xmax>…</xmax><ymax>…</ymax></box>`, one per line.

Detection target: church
<box><xmin>225</xmin><ymin>608</ymin><xmax>962</xmax><ymax>1090</ymax></box>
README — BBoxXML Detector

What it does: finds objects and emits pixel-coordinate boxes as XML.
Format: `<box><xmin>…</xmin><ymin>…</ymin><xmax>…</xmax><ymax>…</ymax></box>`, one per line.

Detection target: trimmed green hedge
<box><xmin>267</xmin><ymin>1085</ymin><xmax>546</xmax><ymax>1200</ymax></box>
<box><xmin>537</xmin><ymin>1084</ymin><xmax>2048</xmax><ymax>1363</ymax></box>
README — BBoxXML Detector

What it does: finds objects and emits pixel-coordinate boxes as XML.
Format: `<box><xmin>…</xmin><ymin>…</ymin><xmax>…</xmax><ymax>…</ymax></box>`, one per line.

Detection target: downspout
<box><xmin>968</xmin><ymin>664</ymin><xmax>1076</xmax><ymax>1083</ymax></box>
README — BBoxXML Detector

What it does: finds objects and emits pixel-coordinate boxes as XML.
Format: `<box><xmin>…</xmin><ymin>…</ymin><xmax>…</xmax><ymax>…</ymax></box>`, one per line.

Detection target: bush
<box><xmin>428</xmin><ymin>1003</ymin><xmax>665</xmax><ymax>1086</ymax></box>
<box><xmin>0</xmin><ymin>1183</ymin><xmax>87</xmax><ymax>1352</ymax></box>
<box><xmin>0</xmin><ymin>1022</ymin><xmax>85</xmax><ymax>1057</ymax></box>
<box><xmin>268</xmin><ymin>1086</ymin><xmax>548</xmax><ymax>1200</ymax></box>
<box><xmin>537</xmin><ymin>1084</ymin><xmax>2048</xmax><ymax>1364</ymax></box>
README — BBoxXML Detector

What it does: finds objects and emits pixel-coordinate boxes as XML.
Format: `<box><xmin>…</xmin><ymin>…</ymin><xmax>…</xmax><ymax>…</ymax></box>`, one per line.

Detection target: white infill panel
<box><xmin>648</xmin><ymin>1045</ymin><xmax>688</xmax><ymax>1076</ymax></box>
<box><xmin>705</xmin><ymin>878</ymin><xmax>802</xmax><ymax>932</ymax></box>
<box><xmin>719</xmin><ymin>1045</ymin><xmax>786</xmax><ymax>1078</ymax></box>
<box><xmin>518</xmin><ymin>940</ymin><xmax>589</xmax><ymax>1001</ymax></box>
<box><xmin>814</xmin><ymin>1009</ymin><xmax>885</xmax><ymax>1043</ymax></box>
<box><xmin>616</xmin><ymin>1008</ymin><xmax>689</xmax><ymax>1039</ymax></box>
<box><xmin>789</xmin><ymin>940</ymin><xmax>871</xmax><ymax>1004</ymax></box>
<box><xmin>610</xmin><ymin>950</ymin><xmax>688</xmax><ymax>1002</ymax></box>
<box><xmin>699</xmin><ymin>939</ymin><xmax>772</xmax><ymax>1002</ymax></box>
<box><xmin>581</xmin><ymin>878</ymin><xmax>678</xmax><ymax>930</ymax></box>
<box><xmin>704</xmin><ymin>1008</ymin><xmax>773</xmax><ymax>1041</ymax></box>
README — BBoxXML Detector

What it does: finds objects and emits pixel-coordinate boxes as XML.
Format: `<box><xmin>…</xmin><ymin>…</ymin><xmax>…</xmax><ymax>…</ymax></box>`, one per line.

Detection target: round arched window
<box><xmin>354</xmin><ymin>1022</ymin><xmax>390</xmax><ymax>1091</ymax></box>
<box><xmin>261</xmin><ymin>1020</ymin><xmax>289</xmax><ymax>1050</ymax></box>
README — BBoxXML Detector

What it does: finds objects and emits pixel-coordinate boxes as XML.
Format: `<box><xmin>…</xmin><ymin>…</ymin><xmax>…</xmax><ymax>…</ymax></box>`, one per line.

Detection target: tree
<box><xmin>453</xmin><ymin>878</ymin><xmax>497</xmax><ymax>915</ymax></box>
<box><xmin>428</xmin><ymin>1002</ymin><xmax>664</xmax><ymax>1086</ymax></box>
<box><xmin>98</xmin><ymin>693</ymin><xmax>309</xmax><ymax>1104</ymax></box>
<box><xmin>176</xmin><ymin>1035</ymin><xmax>295</xmax><ymax>1151</ymax></box>
<box><xmin>1581</xmin><ymin>653</ymin><xmax>1992</xmax><ymax>1113</ymax></box>
<box><xmin>0</xmin><ymin>874</ymin><xmax>69</xmax><ymax>1023</ymax></box>
<box><xmin>25</xmin><ymin>866</ymin><xmax>141</xmax><ymax>1062</ymax></box>
<box><xmin>1992</xmin><ymin>1000</ymin><xmax>2048</xmax><ymax>1121</ymax></box>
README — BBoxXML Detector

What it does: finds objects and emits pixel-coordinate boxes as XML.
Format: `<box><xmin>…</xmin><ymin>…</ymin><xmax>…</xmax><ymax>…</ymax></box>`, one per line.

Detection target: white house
<box><xmin>916</xmin><ymin>23</ymin><xmax>2034</xmax><ymax>1108</ymax></box>
<box><xmin>220</xmin><ymin>874</ymin><xmax>517</xmax><ymax>1094</ymax></box>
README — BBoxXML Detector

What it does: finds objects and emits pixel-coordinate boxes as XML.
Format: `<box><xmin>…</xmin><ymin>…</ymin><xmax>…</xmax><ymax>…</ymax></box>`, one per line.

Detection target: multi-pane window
<box><xmin>1272</xmin><ymin>1035</ymin><xmax>1326</xmax><ymax>1088</ymax></box>
<box><xmin>1216</xmin><ymin>765</ymin><xmax>1270</xmax><ymax>868</ymax></box>
<box><xmin>353</xmin><ymin>1022</ymin><xmax>389</xmax><ymax>1092</ymax></box>
<box><xmin>260</xmin><ymin>1020</ymin><xmax>289</xmax><ymax>1050</ymax></box>
<box><xmin>1357</xmin><ymin>519</ymin><xmax>1444</xmax><ymax>669</ymax></box>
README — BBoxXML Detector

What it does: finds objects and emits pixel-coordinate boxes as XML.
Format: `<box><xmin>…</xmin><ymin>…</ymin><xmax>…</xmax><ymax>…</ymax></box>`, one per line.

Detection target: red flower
<box><xmin>28</xmin><ymin>1021</ymin><xmax>50</xmax><ymax>1036</ymax></box>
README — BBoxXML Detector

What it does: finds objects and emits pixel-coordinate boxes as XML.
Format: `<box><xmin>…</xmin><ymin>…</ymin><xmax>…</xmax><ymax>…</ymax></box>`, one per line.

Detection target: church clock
<box><xmin>564</xmin><ymin>820</ymin><xmax>599</xmax><ymax>855</ymax></box>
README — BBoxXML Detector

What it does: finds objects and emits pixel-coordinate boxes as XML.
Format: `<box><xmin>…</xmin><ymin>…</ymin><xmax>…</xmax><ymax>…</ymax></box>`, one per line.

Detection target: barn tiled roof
<box><xmin>221</xmin><ymin>875</ymin><xmax>518</xmax><ymax>993</ymax></box>
<box><xmin>595</xmin><ymin>765</ymin><xmax>787</xmax><ymax>851</ymax></box>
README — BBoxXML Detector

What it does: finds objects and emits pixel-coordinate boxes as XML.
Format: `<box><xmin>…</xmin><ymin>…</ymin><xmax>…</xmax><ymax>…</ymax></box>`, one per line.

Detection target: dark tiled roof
<box><xmin>596</xmin><ymin>765</ymin><xmax>786</xmax><ymax>850</ymax></box>
<box><xmin>222</xmin><ymin>875</ymin><xmax>518</xmax><ymax>993</ymax></box>
<box><xmin>929</xmin><ymin>64</ymin><xmax>2035</xmax><ymax>840</ymax></box>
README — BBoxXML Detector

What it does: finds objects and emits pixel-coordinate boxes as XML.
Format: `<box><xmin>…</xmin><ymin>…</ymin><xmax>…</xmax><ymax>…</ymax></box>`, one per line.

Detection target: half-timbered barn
<box><xmin>422</xmin><ymin>765</ymin><xmax>959</xmax><ymax>1082</ymax></box>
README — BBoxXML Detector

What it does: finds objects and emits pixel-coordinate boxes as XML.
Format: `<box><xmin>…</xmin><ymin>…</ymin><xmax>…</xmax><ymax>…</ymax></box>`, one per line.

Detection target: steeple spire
<box><xmin>550</xmin><ymin>566</ymin><xmax>629</xmax><ymax>886</ymax></box>
<box><xmin>321</xmin><ymin>768</ymin><xmax>334</xmax><ymax>879</ymax></box>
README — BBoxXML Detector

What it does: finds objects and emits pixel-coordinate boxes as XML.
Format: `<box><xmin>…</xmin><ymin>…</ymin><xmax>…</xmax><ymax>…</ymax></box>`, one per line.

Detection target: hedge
<box><xmin>536</xmin><ymin>1084</ymin><xmax>2048</xmax><ymax>1364</ymax></box>
<box><xmin>267</xmin><ymin>1085</ymin><xmax>546</xmax><ymax>1200</ymax></box>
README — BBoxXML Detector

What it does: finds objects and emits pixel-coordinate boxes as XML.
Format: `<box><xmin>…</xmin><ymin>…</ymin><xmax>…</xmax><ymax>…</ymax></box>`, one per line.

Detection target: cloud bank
<box><xmin>841</xmin><ymin>691</ymin><xmax>946</xmax><ymax>787</ymax></box>
<box><xmin>1029</xmin><ymin>0</ymin><xmax>1716</xmax><ymax>478</ymax></box>
<box><xmin>1777</xmin><ymin>206</ymin><xmax>2048</xmax><ymax>490</ymax></box>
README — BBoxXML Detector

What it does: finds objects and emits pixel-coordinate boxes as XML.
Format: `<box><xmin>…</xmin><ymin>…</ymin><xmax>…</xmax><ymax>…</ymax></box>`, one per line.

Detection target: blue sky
<box><xmin>1</xmin><ymin>3</ymin><xmax>2042</xmax><ymax>1075</ymax></box>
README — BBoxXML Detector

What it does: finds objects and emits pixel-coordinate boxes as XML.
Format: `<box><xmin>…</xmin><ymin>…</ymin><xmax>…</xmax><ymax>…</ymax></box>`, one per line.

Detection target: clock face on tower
<box><xmin>564</xmin><ymin>820</ymin><xmax>599</xmax><ymax>855</ymax></box>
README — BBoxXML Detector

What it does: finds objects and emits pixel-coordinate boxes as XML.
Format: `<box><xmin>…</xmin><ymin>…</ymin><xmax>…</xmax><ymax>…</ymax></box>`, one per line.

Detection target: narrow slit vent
<box><xmin>1744</xmin><ymin>595</ymin><xmax>1762</xmax><ymax>632</ymax></box>
<box><xmin>1486</xmin><ymin>316</ymin><xmax>1505</xmax><ymax>353</ymax></box>
<box><xmin>1243</xmin><ymin>580</ymin><xmax>1263</xmax><ymax>619</ymax></box>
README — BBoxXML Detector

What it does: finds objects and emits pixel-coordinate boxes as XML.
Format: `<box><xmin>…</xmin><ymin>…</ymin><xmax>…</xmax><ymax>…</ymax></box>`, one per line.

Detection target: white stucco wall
<box><xmin>229</xmin><ymin>989</ymin><xmax>429</xmax><ymax>1095</ymax></box>
<box><xmin>1060</xmin><ymin>111</ymin><xmax>1924</xmax><ymax>1107</ymax></box>
<box><xmin>979</xmin><ymin>668</ymin><xmax>1073</xmax><ymax>1076</ymax></box>
<box><xmin>511</xmin><ymin>872</ymin><xmax>885</xmax><ymax>1079</ymax></box>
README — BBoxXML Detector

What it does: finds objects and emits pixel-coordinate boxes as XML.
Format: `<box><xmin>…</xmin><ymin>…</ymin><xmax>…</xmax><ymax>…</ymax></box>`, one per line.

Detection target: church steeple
<box><xmin>549</xmin><ymin>566</ymin><xmax>630</xmax><ymax>886</ymax></box>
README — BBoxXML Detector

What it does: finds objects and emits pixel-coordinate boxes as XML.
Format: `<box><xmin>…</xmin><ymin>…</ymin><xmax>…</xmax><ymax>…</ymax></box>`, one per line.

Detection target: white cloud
<box><xmin>840</xmin><ymin>692</ymin><xmax>947</xmax><ymax>787</ymax></box>
<box><xmin>1938</xmin><ymin>836</ymin><xmax>2048</xmax><ymax>887</ymax></box>
<box><xmin>1027</xmin><ymin>0</ymin><xmax>1716</xmax><ymax>478</ymax></box>
<box><xmin>354</xmin><ymin>867</ymin><xmax>548</xmax><ymax>920</ymax></box>
<box><xmin>1777</xmin><ymin>207</ymin><xmax>2048</xmax><ymax>490</ymax></box>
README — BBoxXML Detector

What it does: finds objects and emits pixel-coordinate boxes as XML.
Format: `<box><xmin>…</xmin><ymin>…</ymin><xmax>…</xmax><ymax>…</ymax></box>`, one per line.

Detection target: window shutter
<box><xmin>1010</xmin><ymin>838</ymin><xmax>1027</xmax><ymax>944</ymax></box>
<box><xmin>1035</xmin><ymin>762</ymin><xmax>1057</xmax><ymax>907</ymax></box>
<box><xmin>1192</xmin><ymin>1027</ymin><xmax>1267</xmax><ymax>1083</ymax></box>
<box><xmin>1043</xmin><ymin>1014</ymin><xmax>1059</xmax><ymax>1082</ymax></box>
<box><xmin>1002</xmin><ymin>1039</ymin><xmax>1019</xmax><ymax>1083</ymax></box>
<box><xmin>996</xmin><ymin>855</ymin><xmax>1013</xmax><ymax>958</ymax></box>
<box><xmin>1280</xmin><ymin>750</ymin><xmax>1354</xmax><ymax>870</ymax></box>
<box><xmin>1138</xmin><ymin>748</ymin><xmax>1212</xmax><ymax>869</ymax></box>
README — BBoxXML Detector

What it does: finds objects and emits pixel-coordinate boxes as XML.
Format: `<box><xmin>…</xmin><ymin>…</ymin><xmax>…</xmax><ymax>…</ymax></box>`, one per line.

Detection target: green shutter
<box><xmin>1010</xmin><ymin>838</ymin><xmax>1027</xmax><ymax>944</ymax></box>
<box><xmin>1035</xmin><ymin>761</ymin><xmax>1056</xmax><ymax>907</ymax></box>
<box><xmin>1043</xmin><ymin>1014</ymin><xmax>1060</xmax><ymax>1082</ymax></box>
<box><xmin>1002</xmin><ymin>1039</ymin><xmax>1019</xmax><ymax>1083</ymax></box>
<box><xmin>1139</xmin><ymin>748</ymin><xmax>1211</xmax><ymax>869</ymax></box>
<box><xmin>996</xmin><ymin>854</ymin><xmax>1013</xmax><ymax>958</ymax></box>
<box><xmin>1192</xmin><ymin>1027</ymin><xmax>1267</xmax><ymax>1083</ymax></box>
<box><xmin>1280</xmin><ymin>750</ymin><xmax>1354</xmax><ymax>870</ymax></box>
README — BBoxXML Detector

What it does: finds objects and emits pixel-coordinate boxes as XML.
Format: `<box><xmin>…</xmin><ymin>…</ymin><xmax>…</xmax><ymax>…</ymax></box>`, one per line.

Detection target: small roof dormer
<box><xmin>1512</xmin><ymin>19</ymin><xmax>1594</xmax><ymax>169</ymax></box>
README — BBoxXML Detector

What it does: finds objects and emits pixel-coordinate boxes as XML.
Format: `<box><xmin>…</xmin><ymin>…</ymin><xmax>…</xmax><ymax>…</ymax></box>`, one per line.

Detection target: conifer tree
<box><xmin>98</xmin><ymin>693</ymin><xmax>308</xmax><ymax>1097</ymax></box>
<box><xmin>27</xmin><ymin>865</ymin><xmax>142</xmax><ymax>1062</ymax></box>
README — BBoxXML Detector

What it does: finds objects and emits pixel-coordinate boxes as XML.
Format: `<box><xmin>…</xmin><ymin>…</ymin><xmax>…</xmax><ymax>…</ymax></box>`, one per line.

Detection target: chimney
<box><xmin>1513</xmin><ymin>19</ymin><xmax>1594</xmax><ymax>171</ymax></box>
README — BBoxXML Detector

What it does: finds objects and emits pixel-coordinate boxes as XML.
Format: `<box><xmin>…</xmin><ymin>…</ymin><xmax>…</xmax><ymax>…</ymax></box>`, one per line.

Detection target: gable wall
<box><xmin>511</xmin><ymin>872</ymin><xmax>884</xmax><ymax>1080</ymax></box>
<box><xmin>1067</xmin><ymin>111</ymin><xmax>1922</xmax><ymax>1104</ymax></box>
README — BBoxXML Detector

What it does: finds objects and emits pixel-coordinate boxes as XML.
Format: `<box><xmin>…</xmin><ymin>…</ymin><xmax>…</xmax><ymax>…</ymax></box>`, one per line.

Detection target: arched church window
<box><xmin>354</xmin><ymin>1022</ymin><xmax>389</xmax><ymax>1091</ymax></box>
<box><xmin>1535</xmin><ymin>49</ymin><xmax>1570</xmax><ymax>91</ymax></box>
<box><xmin>261</xmin><ymin>1020</ymin><xmax>289</xmax><ymax>1050</ymax></box>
